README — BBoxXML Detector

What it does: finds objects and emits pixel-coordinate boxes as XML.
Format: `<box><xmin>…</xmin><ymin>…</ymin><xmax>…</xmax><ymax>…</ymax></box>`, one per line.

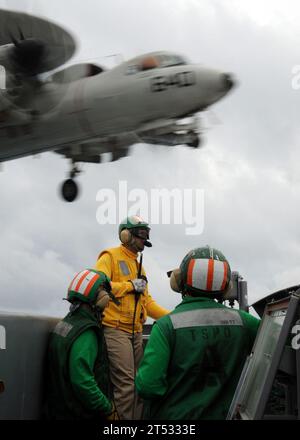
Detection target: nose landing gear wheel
<box><xmin>186</xmin><ymin>131</ymin><xmax>201</xmax><ymax>148</ymax></box>
<box><xmin>61</xmin><ymin>178</ymin><xmax>79</xmax><ymax>202</ymax></box>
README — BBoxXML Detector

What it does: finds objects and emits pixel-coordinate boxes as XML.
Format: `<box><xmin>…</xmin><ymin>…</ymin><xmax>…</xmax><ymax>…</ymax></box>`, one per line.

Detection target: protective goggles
<box><xmin>131</xmin><ymin>228</ymin><xmax>150</xmax><ymax>240</ymax></box>
<box><xmin>131</xmin><ymin>228</ymin><xmax>152</xmax><ymax>247</ymax></box>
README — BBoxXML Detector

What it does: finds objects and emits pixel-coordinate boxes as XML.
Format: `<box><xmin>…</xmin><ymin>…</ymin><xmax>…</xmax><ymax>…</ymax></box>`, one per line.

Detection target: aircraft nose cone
<box><xmin>222</xmin><ymin>73</ymin><xmax>235</xmax><ymax>91</ymax></box>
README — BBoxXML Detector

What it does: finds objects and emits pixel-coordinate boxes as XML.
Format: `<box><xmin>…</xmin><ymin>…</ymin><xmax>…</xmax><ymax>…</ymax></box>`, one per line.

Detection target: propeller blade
<box><xmin>18</xmin><ymin>27</ymin><xmax>25</xmax><ymax>41</ymax></box>
<box><xmin>2</xmin><ymin>9</ymin><xmax>76</xmax><ymax>75</ymax></box>
<box><xmin>8</xmin><ymin>25</ymin><xmax>25</xmax><ymax>47</ymax></box>
<box><xmin>8</xmin><ymin>31</ymin><xmax>19</xmax><ymax>47</ymax></box>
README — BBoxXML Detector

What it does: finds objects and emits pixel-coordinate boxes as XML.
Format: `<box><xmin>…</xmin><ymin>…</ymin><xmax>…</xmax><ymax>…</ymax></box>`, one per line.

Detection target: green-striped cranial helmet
<box><xmin>180</xmin><ymin>246</ymin><xmax>231</xmax><ymax>297</ymax></box>
<box><xmin>119</xmin><ymin>215</ymin><xmax>151</xmax><ymax>247</ymax></box>
<box><xmin>118</xmin><ymin>215</ymin><xmax>150</xmax><ymax>237</ymax></box>
<box><xmin>67</xmin><ymin>269</ymin><xmax>111</xmax><ymax>304</ymax></box>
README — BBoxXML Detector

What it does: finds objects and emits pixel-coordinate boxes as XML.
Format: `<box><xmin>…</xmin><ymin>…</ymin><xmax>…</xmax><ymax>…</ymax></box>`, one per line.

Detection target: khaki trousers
<box><xmin>104</xmin><ymin>327</ymin><xmax>144</xmax><ymax>420</ymax></box>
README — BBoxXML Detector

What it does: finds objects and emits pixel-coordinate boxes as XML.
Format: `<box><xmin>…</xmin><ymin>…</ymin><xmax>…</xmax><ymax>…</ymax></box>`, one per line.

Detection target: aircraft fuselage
<box><xmin>0</xmin><ymin>55</ymin><xmax>234</xmax><ymax>162</ymax></box>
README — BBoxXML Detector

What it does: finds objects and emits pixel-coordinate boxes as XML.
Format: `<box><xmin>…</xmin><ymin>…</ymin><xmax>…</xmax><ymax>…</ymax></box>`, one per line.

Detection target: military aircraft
<box><xmin>0</xmin><ymin>8</ymin><xmax>235</xmax><ymax>201</ymax></box>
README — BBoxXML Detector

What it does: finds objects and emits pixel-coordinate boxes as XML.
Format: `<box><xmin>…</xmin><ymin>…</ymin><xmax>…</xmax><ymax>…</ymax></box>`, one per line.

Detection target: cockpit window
<box><xmin>157</xmin><ymin>54</ymin><xmax>187</xmax><ymax>67</ymax></box>
<box><xmin>126</xmin><ymin>65</ymin><xmax>140</xmax><ymax>75</ymax></box>
<box><xmin>141</xmin><ymin>56</ymin><xmax>159</xmax><ymax>71</ymax></box>
<box><xmin>126</xmin><ymin>54</ymin><xmax>187</xmax><ymax>75</ymax></box>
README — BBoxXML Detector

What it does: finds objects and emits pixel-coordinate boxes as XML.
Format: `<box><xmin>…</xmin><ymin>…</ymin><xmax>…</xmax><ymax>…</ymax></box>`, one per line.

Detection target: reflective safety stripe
<box><xmin>191</xmin><ymin>259</ymin><xmax>208</xmax><ymax>290</ymax></box>
<box><xmin>170</xmin><ymin>308</ymin><xmax>243</xmax><ymax>329</ymax></box>
<box><xmin>83</xmin><ymin>273</ymin><xmax>100</xmax><ymax>296</ymax></box>
<box><xmin>0</xmin><ymin>325</ymin><xmax>6</xmax><ymax>350</ymax></box>
<box><xmin>75</xmin><ymin>271</ymin><xmax>91</xmax><ymax>293</ymax></box>
<box><xmin>53</xmin><ymin>321</ymin><xmax>73</xmax><ymax>337</ymax></box>
<box><xmin>220</xmin><ymin>262</ymin><xmax>228</xmax><ymax>291</ymax></box>
<box><xmin>69</xmin><ymin>270</ymin><xmax>100</xmax><ymax>296</ymax></box>
<box><xmin>189</xmin><ymin>259</ymin><xmax>228</xmax><ymax>292</ymax></box>
<box><xmin>212</xmin><ymin>260</ymin><xmax>226</xmax><ymax>291</ymax></box>
<box><xmin>69</xmin><ymin>270</ymin><xmax>89</xmax><ymax>291</ymax></box>
<box><xmin>78</xmin><ymin>273</ymin><xmax>99</xmax><ymax>296</ymax></box>
<box><xmin>119</xmin><ymin>260</ymin><xmax>130</xmax><ymax>276</ymax></box>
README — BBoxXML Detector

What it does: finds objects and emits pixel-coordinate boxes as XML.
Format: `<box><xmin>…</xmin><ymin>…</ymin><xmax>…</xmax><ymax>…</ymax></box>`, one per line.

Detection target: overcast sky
<box><xmin>0</xmin><ymin>0</ymin><xmax>299</xmax><ymax>318</ymax></box>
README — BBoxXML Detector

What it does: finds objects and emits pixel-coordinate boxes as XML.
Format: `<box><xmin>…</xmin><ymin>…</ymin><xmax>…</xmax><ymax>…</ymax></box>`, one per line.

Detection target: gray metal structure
<box><xmin>228</xmin><ymin>289</ymin><xmax>300</xmax><ymax>420</ymax></box>
<box><xmin>0</xmin><ymin>312</ymin><xmax>59</xmax><ymax>420</ymax></box>
<box><xmin>0</xmin><ymin>311</ymin><xmax>153</xmax><ymax>420</ymax></box>
<box><xmin>221</xmin><ymin>271</ymin><xmax>249</xmax><ymax>312</ymax></box>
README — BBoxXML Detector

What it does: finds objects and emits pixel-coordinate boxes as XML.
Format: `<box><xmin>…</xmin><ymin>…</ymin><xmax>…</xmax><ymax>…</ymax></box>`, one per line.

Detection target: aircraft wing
<box><xmin>56</xmin><ymin>147</ymin><xmax>102</xmax><ymax>164</ymax></box>
<box><xmin>55</xmin><ymin>146</ymin><xmax>129</xmax><ymax>164</ymax></box>
<box><xmin>55</xmin><ymin>133</ymin><xmax>139</xmax><ymax>163</ymax></box>
<box><xmin>55</xmin><ymin>119</ymin><xmax>201</xmax><ymax>166</ymax></box>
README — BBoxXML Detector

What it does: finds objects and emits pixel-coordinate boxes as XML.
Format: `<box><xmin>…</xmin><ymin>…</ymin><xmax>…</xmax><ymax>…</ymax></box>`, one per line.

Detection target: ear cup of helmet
<box><xmin>170</xmin><ymin>268</ymin><xmax>182</xmax><ymax>293</ymax></box>
<box><xmin>120</xmin><ymin>229</ymin><xmax>132</xmax><ymax>244</ymax></box>
<box><xmin>96</xmin><ymin>290</ymin><xmax>110</xmax><ymax>311</ymax></box>
<box><xmin>221</xmin><ymin>280</ymin><xmax>233</xmax><ymax>300</ymax></box>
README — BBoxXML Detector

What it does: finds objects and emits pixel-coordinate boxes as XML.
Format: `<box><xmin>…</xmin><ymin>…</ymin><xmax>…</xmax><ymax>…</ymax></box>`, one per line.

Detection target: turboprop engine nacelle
<box><xmin>0</xmin><ymin>44</ymin><xmax>15</xmax><ymax>73</ymax></box>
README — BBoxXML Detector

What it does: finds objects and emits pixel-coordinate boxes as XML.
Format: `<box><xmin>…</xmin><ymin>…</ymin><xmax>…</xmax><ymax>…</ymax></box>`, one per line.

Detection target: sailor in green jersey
<box><xmin>44</xmin><ymin>269</ymin><xmax>119</xmax><ymax>420</ymax></box>
<box><xmin>136</xmin><ymin>246</ymin><xmax>260</xmax><ymax>420</ymax></box>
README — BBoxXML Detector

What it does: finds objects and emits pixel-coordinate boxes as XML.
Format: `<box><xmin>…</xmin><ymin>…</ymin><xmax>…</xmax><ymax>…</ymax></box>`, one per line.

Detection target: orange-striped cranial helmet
<box><xmin>67</xmin><ymin>269</ymin><xmax>111</xmax><ymax>304</ymax></box>
<box><xmin>179</xmin><ymin>246</ymin><xmax>231</xmax><ymax>297</ymax></box>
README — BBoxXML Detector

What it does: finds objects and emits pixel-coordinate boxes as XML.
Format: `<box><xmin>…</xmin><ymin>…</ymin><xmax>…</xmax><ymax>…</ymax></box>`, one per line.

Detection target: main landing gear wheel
<box><xmin>60</xmin><ymin>161</ymin><xmax>81</xmax><ymax>202</ymax></box>
<box><xmin>61</xmin><ymin>178</ymin><xmax>79</xmax><ymax>202</ymax></box>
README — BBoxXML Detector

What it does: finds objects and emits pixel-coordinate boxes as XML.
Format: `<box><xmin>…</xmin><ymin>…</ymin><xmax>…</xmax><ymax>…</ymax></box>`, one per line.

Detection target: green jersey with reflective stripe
<box><xmin>136</xmin><ymin>296</ymin><xmax>260</xmax><ymax>420</ymax></box>
<box><xmin>44</xmin><ymin>307</ymin><xmax>112</xmax><ymax>420</ymax></box>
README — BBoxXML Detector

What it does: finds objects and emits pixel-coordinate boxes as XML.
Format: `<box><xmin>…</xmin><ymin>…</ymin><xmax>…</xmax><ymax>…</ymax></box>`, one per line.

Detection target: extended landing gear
<box><xmin>186</xmin><ymin>131</ymin><xmax>201</xmax><ymax>149</ymax></box>
<box><xmin>60</xmin><ymin>162</ymin><xmax>81</xmax><ymax>202</ymax></box>
<box><xmin>61</xmin><ymin>178</ymin><xmax>79</xmax><ymax>202</ymax></box>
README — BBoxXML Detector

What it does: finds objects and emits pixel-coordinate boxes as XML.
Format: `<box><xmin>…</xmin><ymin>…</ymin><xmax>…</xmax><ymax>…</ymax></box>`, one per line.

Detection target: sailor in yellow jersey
<box><xmin>95</xmin><ymin>215</ymin><xmax>169</xmax><ymax>420</ymax></box>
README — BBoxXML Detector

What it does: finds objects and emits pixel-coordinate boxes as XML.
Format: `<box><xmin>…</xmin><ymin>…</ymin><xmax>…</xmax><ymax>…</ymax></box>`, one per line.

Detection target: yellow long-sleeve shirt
<box><xmin>95</xmin><ymin>245</ymin><xmax>169</xmax><ymax>333</ymax></box>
